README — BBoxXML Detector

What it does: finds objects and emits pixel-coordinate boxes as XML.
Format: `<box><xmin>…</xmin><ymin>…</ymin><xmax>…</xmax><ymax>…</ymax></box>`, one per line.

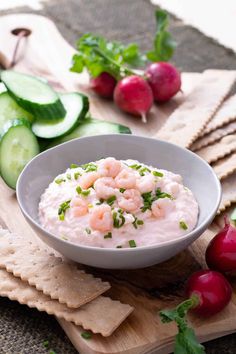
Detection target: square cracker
<box><xmin>200</xmin><ymin>93</ymin><xmax>236</xmax><ymax>137</ymax></box>
<box><xmin>191</xmin><ymin>121</ymin><xmax>236</xmax><ymax>151</ymax></box>
<box><xmin>0</xmin><ymin>230</ymin><xmax>110</xmax><ymax>308</ymax></box>
<box><xmin>155</xmin><ymin>70</ymin><xmax>236</xmax><ymax>148</ymax></box>
<box><xmin>0</xmin><ymin>268</ymin><xmax>133</xmax><ymax>336</ymax></box>
<box><xmin>196</xmin><ymin>133</ymin><xmax>236</xmax><ymax>164</ymax></box>
<box><xmin>213</xmin><ymin>153</ymin><xmax>236</xmax><ymax>181</ymax></box>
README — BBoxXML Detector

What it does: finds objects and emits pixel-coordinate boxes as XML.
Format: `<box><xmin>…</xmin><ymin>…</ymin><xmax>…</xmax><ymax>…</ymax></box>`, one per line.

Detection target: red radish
<box><xmin>90</xmin><ymin>72</ymin><xmax>117</xmax><ymax>99</ymax></box>
<box><xmin>160</xmin><ymin>270</ymin><xmax>232</xmax><ymax>353</ymax></box>
<box><xmin>114</xmin><ymin>75</ymin><xmax>154</xmax><ymax>123</ymax></box>
<box><xmin>206</xmin><ymin>218</ymin><xmax>236</xmax><ymax>273</ymax></box>
<box><xmin>186</xmin><ymin>270</ymin><xmax>232</xmax><ymax>317</ymax></box>
<box><xmin>146</xmin><ymin>62</ymin><xmax>181</xmax><ymax>102</ymax></box>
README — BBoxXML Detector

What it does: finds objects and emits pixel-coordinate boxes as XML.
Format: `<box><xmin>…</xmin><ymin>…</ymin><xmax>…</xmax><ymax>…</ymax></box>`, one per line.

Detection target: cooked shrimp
<box><xmin>172</xmin><ymin>174</ymin><xmax>183</xmax><ymax>184</ymax></box>
<box><xmin>79</xmin><ymin>171</ymin><xmax>99</xmax><ymax>189</ymax></box>
<box><xmin>71</xmin><ymin>197</ymin><xmax>88</xmax><ymax>217</ymax></box>
<box><xmin>115</xmin><ymin>169</ymin><xmax>136</xmax><ymax>189</ymax></box>
<box><xmin>136</xmin><ymin>174</ymin><xmax>155</xmax><ymax>194</ymax></box>
<box><xmin>165</xmin><ymin>182</ymin><xmax>180</xmax><ymax>198</ymax></box>
<box><xmin>118</xmin><ymin>189</ymin><xmax>143</xmax><ymax>212</ymax></box>
<box><xmin>151</xmin><ymin>198</ymin><xmax>174</xmax><ymax>218</ymax></box>
<box><xmin>94</xmin><ymin>177</ymin><xmax>116</xmax><ymax>199</ymax></box>
<box><xmin>89</xmin><ymin>204</ymin><xmax>113</xmax><ymax>232</ymax></box>
<box><xmin>98</xmin><ymin>157</ymin><xmax>122</xmax><ymax>178</ymax></box>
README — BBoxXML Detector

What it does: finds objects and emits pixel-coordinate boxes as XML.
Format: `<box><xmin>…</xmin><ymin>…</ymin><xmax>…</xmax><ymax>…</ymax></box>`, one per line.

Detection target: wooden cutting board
<box><xmin>0</xmin><ymin>13</ymin><xmax>236</xmax><ymax>354</ymax></box>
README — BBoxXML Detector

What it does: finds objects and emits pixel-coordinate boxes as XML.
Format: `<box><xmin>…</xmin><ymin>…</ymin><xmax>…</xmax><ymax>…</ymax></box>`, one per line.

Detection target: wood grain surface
<box><xmin>0</xmin><ymin>13</ymin><xmax>236</xmax><ymax>354</ymax></box>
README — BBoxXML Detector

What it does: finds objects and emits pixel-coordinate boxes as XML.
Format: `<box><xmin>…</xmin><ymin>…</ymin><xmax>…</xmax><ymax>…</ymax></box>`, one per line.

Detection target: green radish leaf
<box><xmin>146</xmin><ymin>10</ymin><xmax>176</xmax><ymax>62</ymax></box>
<box><xmin>70</xmin><ymin>33</ymin><xmax>141</xmax><ymax>79</ymax></box>
<box><xmin>174</xmin><ymin>327</ymin><xmax>206</xmax><ymax>354</ymax></box>
<box><xmin>160</xmin><ymin>297</ymin><xmax>205</xmax><ymax>354</ymax></box>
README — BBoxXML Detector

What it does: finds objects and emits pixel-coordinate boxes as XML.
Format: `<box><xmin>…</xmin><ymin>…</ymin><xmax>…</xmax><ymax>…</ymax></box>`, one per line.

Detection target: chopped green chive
<box><xmin>85</xmin><ymin>228</ymin><xmax>91</xmax><ymax>234</ymax></box>
<box><xmin>49</xmin><ymin>351</ymin><xmax>56</xmax><ymax>354</ymax></box>
<box><xmin>104</xmin><ymin>232</ymin><xmax>112</xmax><ymax>239</ymax></box>
<box><xmin>116</xmin><ymin>245</ymin><xmax>122</xmax><ymax>248</ymax></box>
<box><xmin>70</xmin><ymin>163</ymin><xmax>79</xmax><ymax>169</ymax></box>
<box><xmin>141</xmin><ymin>189</ymin><xmax>172</xmax><ymax>212</ymax></box>
<box><xmin>130</xmin><ymin>164</ymin><xmax>142</xmax><ymax>170</ymax></box>
<box><xmin>179</xmin><ymin>221</ymin><xmax>188</xmax><ymax>230</ymax></box>
<box><xmin>113</xmin><ymin>211</ymin><xmax>125</xmax><ymax>228</ymax></box>
<box><xmin>81</xmin><ymin>331</ymin><xmax>92</xmax><ymax>339</ymax></box>
<box><xmin>76</xmin><ymin>186</ymin><xmax>90</xmax><ymax>197</ymax></box>
<box><xmin>132</xmin><ymin>216</ymin><xmax>144</xmax><ymax>229</ymax></box>
<box><xmin>82</xmin><ymin>190</ymin><xmax>90</xmax><ymax>196</ymax></box>
<box><xmin>152</xmin><ymin>171</ymin><xmax>163</xmax><ymax>177</ymax></box>
<box><xmin>119</xmin><ymin>188</ymin><xmax>126</xmax><ymax>193</ymax></box>
<box><xmin>106</xmin><ymin>195</ymin><xmax>116</xmax><ymax>206</ymax></box>
<box><xmin>58</xmin><ymin>200</ymin><xmax>71</xmax><ymax>221</ymax></box>
<box><xmin>156</xmin><ymin>188</ymin><xmax>172</xmax><ymax>199</ymax></box>
<box><xmin>139</xmin><ymin>167</ymin><xmax>151</xmax><ymax>176</ymax></box>
<box><xmin>76</xmin><ymin>186</ymin><xmax>82</xmax><ymax>194</ymax></box>
<box><xmin>66</xmin><ymin>173</ymin><xmax>71</xmax><ymax>180</ymax></box>
<box><xmin>129</xmin><ymin>240</ymin><xmax>136</xmax><ymax>248</ymax></box>
<box><xmin>74</xmin><ymin>172</ymin><xmax>81</xmax><ymax>180</ymax></box>
<box><xmin>81</xmin><ymin>163</ymin><xmax>98</xmax><ymax>172</ymax></box>
<box><xmin>55</xmin><ymin>178</ymin><xmax>65</xmax><ymax>184</ymax></box>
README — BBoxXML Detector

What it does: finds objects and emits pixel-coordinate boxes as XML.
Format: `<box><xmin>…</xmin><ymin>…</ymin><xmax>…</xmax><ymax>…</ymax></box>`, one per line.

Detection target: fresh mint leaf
<box><xmin>146</xmin><ymin>10</ymin><xmax>176</xmax><ymax>62</ymax></box>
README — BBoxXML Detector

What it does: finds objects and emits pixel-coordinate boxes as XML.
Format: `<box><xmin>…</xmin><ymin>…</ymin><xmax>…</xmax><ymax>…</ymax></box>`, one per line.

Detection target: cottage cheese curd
<box><xmin>39</xmin><ymin>157</ymin><xmax>198</xmax><ymax>248</ymax></box>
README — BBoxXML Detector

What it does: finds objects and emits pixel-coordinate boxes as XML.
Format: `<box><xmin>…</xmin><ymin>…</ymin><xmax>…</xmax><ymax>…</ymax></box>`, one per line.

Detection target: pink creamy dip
<box><xmin>38</xmin><ymin>157</ymin><xmax>198</xmax><ymax>248</ymax></box>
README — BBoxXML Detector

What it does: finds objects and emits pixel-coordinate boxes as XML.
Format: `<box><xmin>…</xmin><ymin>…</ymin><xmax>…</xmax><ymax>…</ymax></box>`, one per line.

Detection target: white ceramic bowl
<box><xmin>17</xmin><ymin>135</ymin><xmax>221</xmax><ymax>269</ymax></box>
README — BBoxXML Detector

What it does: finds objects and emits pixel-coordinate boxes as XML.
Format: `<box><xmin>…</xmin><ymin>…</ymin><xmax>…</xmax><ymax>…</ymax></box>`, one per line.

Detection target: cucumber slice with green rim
<box><xmin>1</xmin><ymin>70</ymin><xmax>66</xmax><ymax>120</ymax></box>
<box><xmin>32</xmin><ymin>93</ymin><xmax>89</xmax><ymax>139</ymax></box>
<box><xmin>48</xmin><ymin>118</ymin><xmax>131</xmax><ymax>148</ymax></box>
<box><xmin>0</xmin><ymin>92</ymin><xmax>34</xmax><ymax>134</ymax></box>
<box><xmin>0</xmin><ymin>118</ymin><xmax>39</xmax><ymax>189</ymax></box>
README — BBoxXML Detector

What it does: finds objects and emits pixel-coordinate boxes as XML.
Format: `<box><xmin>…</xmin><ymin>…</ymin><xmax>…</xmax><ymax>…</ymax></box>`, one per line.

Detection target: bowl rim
<box><xmin>16</xmin><ymin>134</ymin><xmax>222</xmax><ymax>252</ymax></box>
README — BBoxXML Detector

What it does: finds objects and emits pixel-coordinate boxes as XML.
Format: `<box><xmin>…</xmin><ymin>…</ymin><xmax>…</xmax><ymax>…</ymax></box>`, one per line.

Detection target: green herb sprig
<box><xmin>160</xmin><ymin>297</ymin><xmax>205</xmax><ymax>354</ymax></box>
<box><xmin>71</xmin><ymin>10</ymin><xmax>176</xmax><ymax>80</ymax></box>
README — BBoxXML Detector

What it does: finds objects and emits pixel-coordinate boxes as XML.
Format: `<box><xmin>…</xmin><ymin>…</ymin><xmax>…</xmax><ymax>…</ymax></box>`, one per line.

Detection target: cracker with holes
<box><xmin>191</xmin><ymin>121</ymin><xmax>236</xmax><ymax>151</ymax></box>
<box><xmin>0</xmin><ymin>268</ymin><xmax>133</xmax><ymax>336</ymax></box>
<box><xmin>196</xmin><ymin>134</ymin><xmax>236</xmax><ymax>164</ymax></box>
<box><xmin>156</xmin><ymin>70</ymin><xmax>236</xmax><ymax>148</ymax></box>
<box><xmin>0</xmin><ymin>229</ymin><xmax>110</xmax><ymax>308</ymax></box>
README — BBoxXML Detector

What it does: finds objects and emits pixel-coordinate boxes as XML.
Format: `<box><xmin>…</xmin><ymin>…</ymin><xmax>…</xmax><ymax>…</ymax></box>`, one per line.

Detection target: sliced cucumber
<box><xmin>0</xmin><ymin>119</ymin><xmax>39</xmax><ymax>189</ymax></box>
<box><xmin>32</xmin><ymin>93</ymin><xmax>89</xmax><ymax>139</ymax></box>
<box><xmin>1</xmin><ymin>70</ymin><xmax>66</xmax><ymax>120</ymax></box>
<box><xmin>0</xmin><ymin>92</ymin><xmax>34</xmax><ymax>134</ymax></box>
<box><xmin>48</xmin><ymin>118</ymin><xmax>131</xmax><ymax>148</ymax></box>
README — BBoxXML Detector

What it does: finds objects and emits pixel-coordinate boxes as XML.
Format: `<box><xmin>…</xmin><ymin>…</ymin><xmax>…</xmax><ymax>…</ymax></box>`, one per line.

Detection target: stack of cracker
<box><xmin>156</xmin><ymin>69</ymin><xmax>236</xmax><ymax>214</ymax></box>
<box><xmin>0</xmin><ymin>228</ymin><xmax>133</xmax><ymax>337</ymax></box>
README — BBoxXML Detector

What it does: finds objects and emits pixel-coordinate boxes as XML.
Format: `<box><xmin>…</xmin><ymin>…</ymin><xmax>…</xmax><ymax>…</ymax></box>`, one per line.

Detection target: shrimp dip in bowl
<box><xmin>17</xmin><ymin>135</ymin><xmax>221</xmax><ymax>269</ymax></box>
<box><xmin>39</xmin><ymin>158</ymin><xmax>198</xmax><ymax>249</ymax></box>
